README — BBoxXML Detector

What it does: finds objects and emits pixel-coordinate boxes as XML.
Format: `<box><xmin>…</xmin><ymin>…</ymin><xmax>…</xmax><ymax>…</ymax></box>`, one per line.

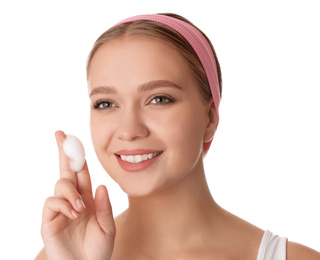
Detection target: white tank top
<box><xmin>257</xmin><ymin>230</ymin><xmax>287</xmax><ymax>260</ymax></box>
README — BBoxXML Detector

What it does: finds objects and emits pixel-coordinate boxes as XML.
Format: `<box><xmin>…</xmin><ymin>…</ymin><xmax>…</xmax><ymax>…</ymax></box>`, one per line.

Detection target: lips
<box><xmin>115</xmin><ymin>149</ymin><xmax>163</xmax><ymax>172</ymax></box>
<box><xmin>119</xmin><ymin>151</ymin><xmax>163</xmax><ymax>163</ymax></box>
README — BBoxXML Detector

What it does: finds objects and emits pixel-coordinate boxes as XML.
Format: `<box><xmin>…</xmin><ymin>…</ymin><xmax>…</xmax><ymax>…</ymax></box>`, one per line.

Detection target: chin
<box><xmin>121</xmin><ymin>187</ymin><xmax>155</xmax><ymax>198</ymax></box>
<box><xmin>118</xmin><ymin>174</ymin><xmax>184</xmax><ymax>198</ymax></box>
<box><xmin>118</xmin><ymin>182</ymin><xmax>162</xmax><ymax>198</ymax></box>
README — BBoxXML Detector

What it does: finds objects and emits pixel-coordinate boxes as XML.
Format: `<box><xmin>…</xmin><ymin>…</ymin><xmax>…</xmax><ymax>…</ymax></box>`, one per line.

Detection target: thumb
<box><xmin>95</xmin><ymin>185</ymin><xmax>116</xmax><ymax>240</ymax></box>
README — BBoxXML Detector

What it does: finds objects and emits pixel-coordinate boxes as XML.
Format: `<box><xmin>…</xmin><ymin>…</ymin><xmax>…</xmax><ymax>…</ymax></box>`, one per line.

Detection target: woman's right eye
<box><xmin>93</xmin><ymin>101</ymin><xmax>115</xmax><ymax>110</ymax></box>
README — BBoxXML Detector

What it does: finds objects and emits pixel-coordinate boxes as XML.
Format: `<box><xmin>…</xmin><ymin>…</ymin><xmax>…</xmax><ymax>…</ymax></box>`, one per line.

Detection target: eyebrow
<box><xmin>89</xmin><ymin>80</ymin><xmax>182</xmax><ymax>97</ymax></box>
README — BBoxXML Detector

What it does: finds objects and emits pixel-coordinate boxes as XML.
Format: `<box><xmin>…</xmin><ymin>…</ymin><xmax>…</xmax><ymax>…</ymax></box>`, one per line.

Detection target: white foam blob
<box><xmin>63</xmin><ymin>135</ymin><xmax>86</xmax><ymax>172</ymax></box>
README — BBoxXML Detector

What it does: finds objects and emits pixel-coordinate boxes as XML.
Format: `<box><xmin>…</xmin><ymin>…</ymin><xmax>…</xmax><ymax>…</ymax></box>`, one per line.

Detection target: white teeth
<box><xmin>119</xmin><ymin>152</ymin><xmax>162</xmax><ymax>163</ymax></box>
<box><xmin>134</xmin><ymin>155</ymin><xmax>142</xmax><ymax>163</ymax></box>
<box><xmin>126</xmin><ymin>155</ymin><xmax>134</xmax><ymax>163</ymax></box>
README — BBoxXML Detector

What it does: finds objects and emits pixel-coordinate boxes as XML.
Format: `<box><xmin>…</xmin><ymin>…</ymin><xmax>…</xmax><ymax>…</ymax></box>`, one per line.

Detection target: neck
<box><xmin>119</xmin><ymin>161</ymin><xmax>221</xmax><ymax>257</ymax></box>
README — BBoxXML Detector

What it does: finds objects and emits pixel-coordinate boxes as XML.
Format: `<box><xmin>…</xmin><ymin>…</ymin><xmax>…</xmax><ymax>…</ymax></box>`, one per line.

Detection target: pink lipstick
<box><xmin>115</xmin><ymin>149</ymin><xmax>163</xmax><ymax>172</ymax></box>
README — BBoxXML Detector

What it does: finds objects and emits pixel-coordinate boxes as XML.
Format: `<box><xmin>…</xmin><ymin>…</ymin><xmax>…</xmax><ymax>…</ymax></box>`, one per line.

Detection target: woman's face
<box><xmin>88</xmin><ymin>37</ymin><xmax>215</xmax><ymax>197</ymax></box>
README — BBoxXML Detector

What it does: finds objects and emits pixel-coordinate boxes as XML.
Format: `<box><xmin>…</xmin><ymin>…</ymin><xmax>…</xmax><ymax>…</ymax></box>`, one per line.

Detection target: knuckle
<box><xmin>54</xmin><ymin>178</ymin><xmax>71</xmax><ymax>193</ymax></box>
<box><xmin>54</xmin><ymin>179</ymin><xmax>62</xmax><ymax>191</ymax></box>
<box><xmin>56</xmin><ymin>177</ymin><xmax>70</xmax><ymax>187</ymax></box>
<box><xmin>44</xmin><ymin>196</ymin><xmax>54</xmax><ymax>205</ymax></box>
<box><xmin>54</xmin><ymin>178</ymin><xmax>79</xmax><ymax>200</ymax></box>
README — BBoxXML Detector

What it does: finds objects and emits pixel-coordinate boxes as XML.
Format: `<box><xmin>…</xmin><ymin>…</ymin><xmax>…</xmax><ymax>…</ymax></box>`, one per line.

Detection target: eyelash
<box><xmin>149</xmin><ymin>95</ymin><xmax>175</xmax><ymax>105</ymax></box>
<box><xmin>93</xmin><ymin>100</ymin><xmax>116</xmax><ymax>110</ymax></box>
<box><xmin>92</xmin><ymin>95</ymin><xmax>175</xmax><ymax>110</ymax></box>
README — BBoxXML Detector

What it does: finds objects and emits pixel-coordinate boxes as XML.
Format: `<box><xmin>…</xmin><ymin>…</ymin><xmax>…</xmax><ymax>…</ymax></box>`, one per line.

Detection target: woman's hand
<box><xmin>40</xmin><ymin>131</ymin><xmax>116</xmax><ymax>260</ymax></box>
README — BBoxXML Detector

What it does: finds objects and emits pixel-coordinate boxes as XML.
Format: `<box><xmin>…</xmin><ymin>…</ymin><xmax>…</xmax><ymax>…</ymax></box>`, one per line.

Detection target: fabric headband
<box><xmin>115</xmin><ymin>14</ymin><xmax>220</xmax><ymax>155</ymax></box>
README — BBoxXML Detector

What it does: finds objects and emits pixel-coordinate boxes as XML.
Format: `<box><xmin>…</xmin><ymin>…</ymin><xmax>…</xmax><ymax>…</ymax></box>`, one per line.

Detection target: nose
<box><xmin>117</xmin><ymin>108</ymin><xmax>149</xmax><ymax>142</ymax></box>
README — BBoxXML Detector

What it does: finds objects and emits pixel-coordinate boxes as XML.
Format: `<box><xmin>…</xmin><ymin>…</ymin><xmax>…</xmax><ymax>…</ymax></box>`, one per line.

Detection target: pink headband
<box><xmin>116</xmin><ymin>14</ymin><xmax>220</xmax><ymax>155</ymax></box>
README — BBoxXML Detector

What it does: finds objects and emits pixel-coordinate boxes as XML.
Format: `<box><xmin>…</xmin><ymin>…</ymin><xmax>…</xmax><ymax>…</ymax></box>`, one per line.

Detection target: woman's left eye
<box><xmin>150</xmin><ymin>96</ymin><xmax>174</xmax><ymax>104</ymax></box>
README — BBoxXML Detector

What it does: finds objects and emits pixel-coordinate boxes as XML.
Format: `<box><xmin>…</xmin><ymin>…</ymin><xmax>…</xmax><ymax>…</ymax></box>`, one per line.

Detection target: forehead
<box><xmin>87</xmin><ymin>37</ymin><xmax>193</xmax><ymax>90</ymax></box>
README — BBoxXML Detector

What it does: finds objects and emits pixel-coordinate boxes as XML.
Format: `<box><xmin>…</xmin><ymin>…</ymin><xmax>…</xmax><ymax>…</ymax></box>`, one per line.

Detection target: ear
<box><xmin>203</xmin><ymin>99</ymin><xmax>218</xmax><ymax>143</ymax></box>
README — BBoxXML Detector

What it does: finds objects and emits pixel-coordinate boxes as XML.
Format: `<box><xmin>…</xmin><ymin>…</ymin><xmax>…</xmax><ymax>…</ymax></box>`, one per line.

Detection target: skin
<box><xmin>36</xmin><ymin>37</ymin><xmax>320</xmax><ymax>260</ymax></box>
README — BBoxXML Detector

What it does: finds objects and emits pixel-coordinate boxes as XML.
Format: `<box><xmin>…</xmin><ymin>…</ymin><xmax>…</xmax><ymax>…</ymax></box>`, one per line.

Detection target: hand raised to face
<box><xmin>38</xmin><ymin>130</ymin><xmax>116</xmax><ymax>260</ymax></box>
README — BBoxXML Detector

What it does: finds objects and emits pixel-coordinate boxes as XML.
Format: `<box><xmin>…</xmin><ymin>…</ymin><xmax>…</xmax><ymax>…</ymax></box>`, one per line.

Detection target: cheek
<box><xmin>90</xmin><ymin>113</ymin><xmax>113</xmax><ymax>156</ymax></box>
<box><xmin>90</xmin><ymin>113</ymin><xmax>121</xmax><ymax>182</ymax></box>
<box><xmin>149</xmin><ymin>106</ymin><xmax>205</xmax><ymax>158</ymax></box>
<box><xmin>90</xmin><ymin>114</ymin><xmax>102</xmax><ymax>150</ymax></box>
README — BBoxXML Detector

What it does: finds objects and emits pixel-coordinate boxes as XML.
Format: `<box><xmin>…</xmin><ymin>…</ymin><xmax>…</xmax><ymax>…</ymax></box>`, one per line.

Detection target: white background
<box><xmin>0</xmin><ymin>0</ymin><xmax>319</xmax><ymax>258</ymax></box>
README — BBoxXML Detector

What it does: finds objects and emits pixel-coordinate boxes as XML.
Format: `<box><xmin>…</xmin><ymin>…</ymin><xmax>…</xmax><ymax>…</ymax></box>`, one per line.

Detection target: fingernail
<box><xmin>76</xmin><ymin>198</ymin><xmax>86</xmax><ymax>209</ymax></box>
<box><xmin>71</xmin><ymin>209</ymin><xmax>80</xmax><ymax>218</ymax></box>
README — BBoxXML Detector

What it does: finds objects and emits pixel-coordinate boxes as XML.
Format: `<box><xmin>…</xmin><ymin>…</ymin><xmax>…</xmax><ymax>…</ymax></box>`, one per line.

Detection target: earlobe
<box><xmin>203</xmin><ymin>99</ymin><xmax>218</xmax><ymax>143</ymax></box>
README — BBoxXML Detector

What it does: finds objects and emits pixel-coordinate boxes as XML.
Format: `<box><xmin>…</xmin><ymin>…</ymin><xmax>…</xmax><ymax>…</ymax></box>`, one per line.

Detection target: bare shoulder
<box><xmin>287</xmin><ymin>241</ymin><xmax>320</xmax><ymax>260</ymax></box>
<box><xmin>35</xmin><ymin>248</ymin><xmax>47</xmax><ymax>260</ymax></box>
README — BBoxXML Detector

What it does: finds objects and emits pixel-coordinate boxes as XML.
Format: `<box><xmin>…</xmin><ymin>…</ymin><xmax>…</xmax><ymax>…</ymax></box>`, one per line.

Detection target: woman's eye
<box><xmin>93</xmin><ymin>101</ymin><xmax>115</xmax><ymax>109</ymax></box>
<box><xmin>150</xmin><ymin>96</ymin><xmax>174</xmax><ymax>104</ymax></box>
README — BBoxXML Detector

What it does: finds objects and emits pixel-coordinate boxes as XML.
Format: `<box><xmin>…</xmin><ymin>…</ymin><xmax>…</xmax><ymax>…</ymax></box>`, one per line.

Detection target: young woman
<box><xmin>36</xmin><ymin>13</ymin><xmax>320</xmax><ymax>260</ymax></box>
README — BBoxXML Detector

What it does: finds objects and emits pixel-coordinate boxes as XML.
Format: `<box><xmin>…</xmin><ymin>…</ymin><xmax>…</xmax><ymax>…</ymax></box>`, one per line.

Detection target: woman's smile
<box><xmin>115</xmin><ymin>149</ymin><xmax>164</xmax><ymax>172</ymax></box>
<box><xmin>88</xmin><ymin>37</ymin><xmax>214</xmax><ymax>196</ymax></box>
<box><xmin>116</xmin><ymin>150</ymin><xmax>163</xmax><ymax>163</ymax></box>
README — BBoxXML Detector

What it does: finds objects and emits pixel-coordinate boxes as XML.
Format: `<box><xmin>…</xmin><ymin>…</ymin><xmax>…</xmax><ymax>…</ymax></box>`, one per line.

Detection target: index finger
<box><xmin>76</xmin><ymin>160</ymin><xmax>93</xmax><ymax>195</ymax></box>
<box><xmin>55</xmin><ymin>130</ymin><xmax>78</xmax><ymax>188</ymax></box>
